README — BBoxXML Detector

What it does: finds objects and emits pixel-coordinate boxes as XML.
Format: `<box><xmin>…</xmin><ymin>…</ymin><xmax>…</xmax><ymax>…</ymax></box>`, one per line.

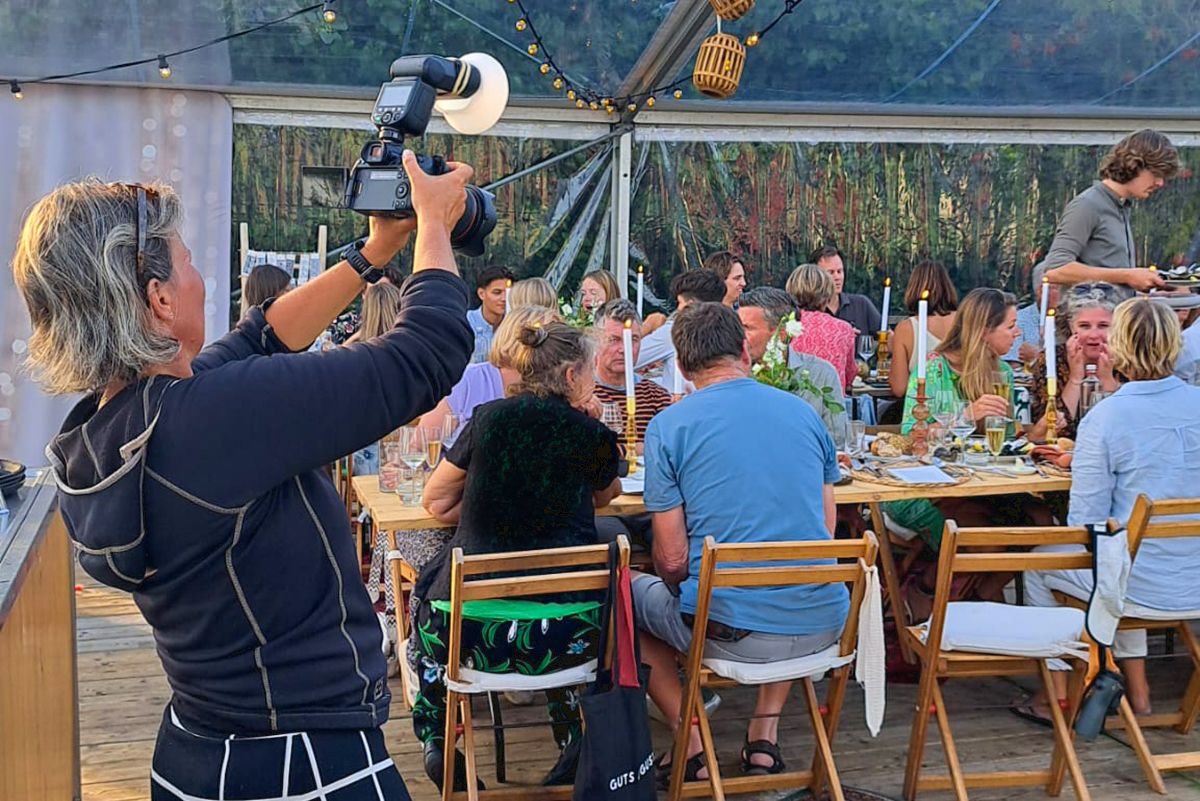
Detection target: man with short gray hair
<box><xmin>737</xmin><ymin>288</ymin><xmax>849</xmax><ymax>437</ymax></box>
<box><xmin>634</xmin><ymin>302</ymin><xmax>847</xmax><ymax>779</ymax></box>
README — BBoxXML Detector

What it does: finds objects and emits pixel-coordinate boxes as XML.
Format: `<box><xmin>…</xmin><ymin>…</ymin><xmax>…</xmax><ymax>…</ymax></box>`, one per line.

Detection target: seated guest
<box><xmin>509</xmin><ymin>276</ymin><xmax>558</xmax><ymax>309</ymax></box>
<box><xmin>888</xmin><ymin>260</ymin><xmax>959</xmax><ymax>399</ymax></box>
<box><xmin>421</xmin><ymin>305</ymin><xmax>560</xmax><ymax>445</ymax></box>
<box><xmin>738</xmin><ymin>287</ymin><xmax>849</xmax><ymax>437</ymax></box>
<box><xmin>592</xmin><ymin>299</ymin><xmax>674</xmax><ymax>452</ymax></box>
<box><xmin>240</xmin><ymin>262</ymin><xmax>292</xmax><ymax>318</ymax></box>
<box><xmin>900</xmin><ymin>287</ymin><xmax>1015</xmax><ymax>433</ymax></box>
<box><xmin>636</xmin><ymin>302</ymin><xmax>847</xmax><ymax>782</ymax></box>
<box><xmin>416</xmin><ymin>321</ymin><xmax>621</xmax><ymax>790</ymax></box>
<box><xmin>346</xmin><ymin>281</ymin><xmax>405</xmax><ymax>475</ymax></box>
<box><xmin>637</xmin><ymin>270</ymin><xmax>727</xmax><ymax>392</ymax></box>
<box><xmin>811</xmin><ymin>244</ymin><xmax>882</xmax><ymax>335</ymax></box>
<box><xmin>891</xmin><ymin>289</ymin><xmax>1050</xmax><ymax>614</ymax></box>
<box><xmin>580</xmin><ymin>269</ymin><xmax>621</xmax><ymax>314</ymax></box>
<box><xmin>467</xmin><ymin>264</ymin><xmax>515</xmax><ymax>363</ymax></box>
<box><xmin>1027</xmin><ymin>282</ymin><xmax>1130</xmax><ymax>441</ymax></box>
<box><xmin>785</xmin><ymin>263</ymin><xmax>858</xmax><ymax>391</ymax></box>
<box><xmin>1023</xmin><ymin>297</ymin><xmax>1200</xmax><ymax>719</ymax></box>
<box><xmin>1004</xmin><ymin>262</ymin><xmax>1056</xmax><ymax>364</ymax></box>
<box><xmin>703</xmin><ymin>251</ymin><xmax>747</xmax><ymax>307</ymax></box>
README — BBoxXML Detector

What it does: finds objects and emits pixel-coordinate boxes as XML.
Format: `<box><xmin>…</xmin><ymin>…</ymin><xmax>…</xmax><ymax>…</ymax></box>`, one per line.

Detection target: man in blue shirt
<box><xmin>466</xmin><ymin>265</ymin><xmax>514</xmax><ymax>363</ymax></box>
<box><xmin>635</xmin><ymin>301</ymin><xmax>848</xmax><ymax>780</ymax></box>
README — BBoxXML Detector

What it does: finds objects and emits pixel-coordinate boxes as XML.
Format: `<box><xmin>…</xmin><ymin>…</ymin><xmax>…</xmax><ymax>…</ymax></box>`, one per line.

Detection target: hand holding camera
<box><xmin>401</xmin><ymin>150</ymin><xmax>473</xmax><ymax>235</ymax></box>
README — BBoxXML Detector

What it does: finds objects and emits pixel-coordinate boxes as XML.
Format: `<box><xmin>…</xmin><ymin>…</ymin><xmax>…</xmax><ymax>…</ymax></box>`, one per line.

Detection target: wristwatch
<box><xmin>345</xmin><ymin>239</ymin><xmax>385</xmax><ymax>284</ymax></box>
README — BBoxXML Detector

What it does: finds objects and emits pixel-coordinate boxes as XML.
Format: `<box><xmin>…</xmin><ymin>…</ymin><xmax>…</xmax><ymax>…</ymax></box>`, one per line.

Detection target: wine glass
<box><xmin>950</xmin><ymin>402</ymin><xmax>977</xmax><ymax>463</ymax></box>
<box><xmin>601</xmin><ymin>402</ymin><xmax>625</xmax><ymax>436</ymax></box>
<box><xmin>422</xmin><ymin>424</ymin><xmax>444</xmax><ymax>470</ymax></box>
<box><xmin>856</xmin><ymin>334</ymin><xmax>877</xmax><ymax>366</ymax></box>
<box><xmin>397</xmin><ymin>426</ymin><xmax>428</xmax><ymax>505</ymax></box>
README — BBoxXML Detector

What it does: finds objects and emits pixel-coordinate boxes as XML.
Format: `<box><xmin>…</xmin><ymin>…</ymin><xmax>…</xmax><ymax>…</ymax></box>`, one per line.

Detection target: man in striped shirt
<box><xmin>592</xmin><ymin>298</ymin><xmax>674</xmax><ymax>454</ymax></box>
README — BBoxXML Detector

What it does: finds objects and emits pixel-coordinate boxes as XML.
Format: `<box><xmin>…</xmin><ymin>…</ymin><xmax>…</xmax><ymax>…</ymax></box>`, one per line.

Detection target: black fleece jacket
<box><xmin>48</xmin><ymin>271</ymin><xmax>471</xmax><ymax>734</ymax></box>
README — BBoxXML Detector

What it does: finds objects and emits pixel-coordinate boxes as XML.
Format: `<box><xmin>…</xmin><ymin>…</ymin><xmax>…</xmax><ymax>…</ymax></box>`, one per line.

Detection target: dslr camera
<box><xmin>345</xmin><ymin>54</ymin><xmax>509</xmax><ymax>257</ymax></box>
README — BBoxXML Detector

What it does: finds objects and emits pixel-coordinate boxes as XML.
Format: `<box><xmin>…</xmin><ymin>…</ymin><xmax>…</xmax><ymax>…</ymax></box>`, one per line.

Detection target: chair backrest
<box><xmin>688</xmin><ymin>533</ymin><xmax>880</xmax><ymax>662</ymax></box>
<box><xmin>924</xmin><ymin>522</ymin><xmax>1093</xmax><ymax>654</ymax></box>
<box><xmin>1119</xmin><ymin>493</ymin><xmax>1200</xmax><ymax>558</ymax></box>
<box><xmin>444</xmin><ymin>537</ymin><xmax>630</xmax><ymax>681</ymax></box>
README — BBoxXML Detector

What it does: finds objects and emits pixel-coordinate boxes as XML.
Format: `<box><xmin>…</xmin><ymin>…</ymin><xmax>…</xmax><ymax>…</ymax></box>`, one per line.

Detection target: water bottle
<box><xmin>1080</xmin><ymin>364</ymin><xmax>1100</xmax><ymax>417</ymax></box>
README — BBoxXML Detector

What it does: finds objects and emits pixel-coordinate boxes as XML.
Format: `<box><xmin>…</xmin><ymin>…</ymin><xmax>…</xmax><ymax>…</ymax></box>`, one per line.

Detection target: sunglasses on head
<box><xmin>110</xmin><ymin>182</ymin><xmax>160</xmax><ymax>284</ymax></box>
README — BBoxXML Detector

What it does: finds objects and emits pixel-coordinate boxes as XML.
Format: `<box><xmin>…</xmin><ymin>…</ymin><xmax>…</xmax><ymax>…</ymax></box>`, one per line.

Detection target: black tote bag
<box><xmin>571</xmin><ymin>545</ymin><xmax>656</xmax><ymax>801</ymax></box>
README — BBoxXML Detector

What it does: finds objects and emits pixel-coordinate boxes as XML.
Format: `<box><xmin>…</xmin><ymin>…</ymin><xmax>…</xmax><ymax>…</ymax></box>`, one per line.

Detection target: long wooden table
<box><xmin>351</xmin><ymin>469</ymin><xmax>1072</xmax><ymax>662</ymax></box>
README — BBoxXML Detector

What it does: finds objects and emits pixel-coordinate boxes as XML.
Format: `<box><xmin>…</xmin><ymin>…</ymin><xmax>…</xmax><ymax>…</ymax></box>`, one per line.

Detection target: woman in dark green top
<box><xmin>415</xmin><ymin>321</ymin><xmax>621</xmax><ymax>790</ymax></box>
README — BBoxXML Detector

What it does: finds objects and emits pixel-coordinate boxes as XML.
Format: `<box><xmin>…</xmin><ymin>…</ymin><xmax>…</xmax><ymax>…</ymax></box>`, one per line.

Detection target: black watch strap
<box><xmin>345</xmin><ymin>239</ymin><xmax>385</xmax><ymax>284</ymax></box>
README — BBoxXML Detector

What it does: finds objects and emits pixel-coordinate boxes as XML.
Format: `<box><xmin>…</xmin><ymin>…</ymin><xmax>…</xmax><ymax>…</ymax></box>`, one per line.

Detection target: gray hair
<box><xmin>13</xmin><ymin>179</ymin><xmax>183</xmax><ymax>394</ymax></box>
<box><xmin>1055</xmin><ymin>281</ymin><xmax>1134</xmax><ymax>339</ymax></box>
<box><xmin>593</xmin><ymin>297</ymin><xmax>641</xmax><ymax>330</ymax></box>
<box><xmin>739</xmin><ymin>287</ymin><xmax>798</xmax><ymax>330</ymax></box>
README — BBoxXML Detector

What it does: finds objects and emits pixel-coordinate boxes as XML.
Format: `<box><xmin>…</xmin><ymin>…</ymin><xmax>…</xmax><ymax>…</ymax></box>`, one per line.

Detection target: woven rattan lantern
<box><xmin>708</xmin><ymin>0</ymin><xmax>754</xmax><ymax>21</ymax></box>
<box><xmin>692</xmin><ymin>32</ymin><xmax>746</xmax><ymax>99</ymax></box>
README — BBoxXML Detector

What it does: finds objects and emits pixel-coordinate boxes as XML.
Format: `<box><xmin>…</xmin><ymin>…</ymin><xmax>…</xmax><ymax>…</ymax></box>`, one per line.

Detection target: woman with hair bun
<box><xmin>413</xmin><ymin>321</ymin><xmax>622</xmax><ymax>791</ymax></box>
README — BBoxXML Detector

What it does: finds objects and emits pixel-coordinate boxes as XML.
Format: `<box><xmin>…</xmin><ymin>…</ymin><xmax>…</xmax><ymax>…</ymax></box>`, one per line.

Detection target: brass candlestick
<box><xmin>1045</xmin><ymin>377</ymin><xmax>1058</xmax><ymax>446</ymax></box>
<box><xmin>626</xmin><ymin>397</ymin><xmax>638</xmax><ymax>476</ymax></box>
<box><xmin>910</xmin><ymin>377</ymin><xmax>930</xmax><ymax>457</ymax></box>
<box><xmin>876</xmin><ymin>330</ymin><xmax>891</xmax><ymax>381</ymax></box>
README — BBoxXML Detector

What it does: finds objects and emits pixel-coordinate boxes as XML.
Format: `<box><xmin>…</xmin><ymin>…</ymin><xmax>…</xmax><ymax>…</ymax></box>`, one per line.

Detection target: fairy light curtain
<box><xmin>0</xmin><ymin>84</ymin><xmax>232</xmax><ymax>466</ymax></box>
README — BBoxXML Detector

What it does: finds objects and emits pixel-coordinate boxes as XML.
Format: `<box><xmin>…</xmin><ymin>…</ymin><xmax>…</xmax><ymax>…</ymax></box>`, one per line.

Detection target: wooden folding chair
<box><xmin>1056</xmin><ymin>494</ymin><xmax>1200</xmax><ymax>793</ymax></box>
<box><xmin>667</xmin><ymin>533</ymin><xmax>881</xmax><ymax>801</ymax></box>
<box><xmin>902</xmin><ymin>522</ymin><xmax>1098</xmax><ymax>801</ymax></box>
<box><xmin>441</xmin><ymin>537</ymin><xmax>631</xmax><ymax>801</ymax></box>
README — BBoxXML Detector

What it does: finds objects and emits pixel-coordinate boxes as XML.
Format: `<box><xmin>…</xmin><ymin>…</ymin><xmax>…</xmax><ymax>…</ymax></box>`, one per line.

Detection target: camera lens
<box><xmin>450</xmin><ymin>186</ymin><xmax>497</xmax><ymax>258</ymax></box>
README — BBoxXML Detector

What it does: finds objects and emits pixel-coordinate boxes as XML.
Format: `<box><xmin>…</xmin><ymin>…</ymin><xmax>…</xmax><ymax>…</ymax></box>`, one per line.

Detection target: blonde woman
<box><xmin>345</xmin><ymin>279</ymin><xmax>404</xmax><ymax>346</ymax></box>
<box><xmin>420</xmin><ymin>304</ymin><xmax>562</xmax><ymax>443</ymax></box>
<box><xmin>508</xmin><ymin>276</ymin><xmax>557</xmax><ymax>309</ymax></box>
<box><xmin>900</xmin><ymin>287</ymin><xmax>1016</xmax><ymax>431</ymax></box>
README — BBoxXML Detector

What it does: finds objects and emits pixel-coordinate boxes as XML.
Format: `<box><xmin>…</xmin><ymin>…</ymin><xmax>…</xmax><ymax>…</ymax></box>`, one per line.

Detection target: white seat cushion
<box><xmin>1122</xmin><ymin>603</ymin><xmax>1200</xmax><ymax>621</ymax></box>
<box><xmin>916</xmin><ymin>602</ymin><xmax>1087</xmax><ymax>659</ymax></box>
<box><xmin>445</xmin><ymin>659</ymin><xmax>597</xmax><ymax>694</ymax></box>
<box><xmin>703</xmin><ymin>643</ymin><xmax>854</xmax><ymax>685</ymax></box>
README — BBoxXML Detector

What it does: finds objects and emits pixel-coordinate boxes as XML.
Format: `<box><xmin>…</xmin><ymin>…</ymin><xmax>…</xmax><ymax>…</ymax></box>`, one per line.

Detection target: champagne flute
<box><xmin>990</xmin><ymin>370</ymin><xmax>1012</xmax><ymax>418</ymax></box>
<box><xmin>984</xmin><ymin>415</ymin><xmax>1006</xmax><ymax>462</ymax></box>
<box><xmin>397</xmin><ymin>426</ymin><xmax>428</xmax><ymax>505</ymax></box>
<box><xmin>422</xmin><ymin>424</ymin><xmax>444</xmax><ymax>470</ymax></box>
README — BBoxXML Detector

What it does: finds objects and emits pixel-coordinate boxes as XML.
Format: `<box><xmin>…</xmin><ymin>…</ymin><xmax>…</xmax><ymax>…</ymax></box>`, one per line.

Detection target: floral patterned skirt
<box><xmin>410</xmin><ymin>598</ymin><xmax>601</xmax><ymax>750</ymax></box>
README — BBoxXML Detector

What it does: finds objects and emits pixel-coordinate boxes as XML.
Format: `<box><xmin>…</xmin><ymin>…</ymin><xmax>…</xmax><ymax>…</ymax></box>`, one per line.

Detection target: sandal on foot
<box><xmin>655</xmin><ymin>751</ymin><xmax>708</xmax><ymax>790</ymax></box>
<box><xmin>740</xmin><ymin>739</ymin><xmax>786</xmax><ymax>775</ymax></box>
<box><xmin>1009</xmin><ymin>703</ymin><xmax>1053</xmax><ymax>729</ymax></box>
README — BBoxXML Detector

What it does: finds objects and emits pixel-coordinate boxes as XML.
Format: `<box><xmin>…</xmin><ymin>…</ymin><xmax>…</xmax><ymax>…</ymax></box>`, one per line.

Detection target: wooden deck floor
<box><xmin>77</xmin><ymin>569</ymin><xmax>1200</xmax><ymax>801</ymax></box>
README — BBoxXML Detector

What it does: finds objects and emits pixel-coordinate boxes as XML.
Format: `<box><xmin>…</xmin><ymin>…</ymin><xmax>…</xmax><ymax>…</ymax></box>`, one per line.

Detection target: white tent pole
<box><xmin>610</xmin><ymin>130</ymin><xmax>633</xmax><ymax>297</ymax></box>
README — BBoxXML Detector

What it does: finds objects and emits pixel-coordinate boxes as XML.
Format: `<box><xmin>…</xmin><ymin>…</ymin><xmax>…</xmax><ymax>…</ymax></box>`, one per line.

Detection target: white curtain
<box><xmin>0</xmin><ymin>84</ymin><xmax>232</xmax><ymax>467</ymax></box>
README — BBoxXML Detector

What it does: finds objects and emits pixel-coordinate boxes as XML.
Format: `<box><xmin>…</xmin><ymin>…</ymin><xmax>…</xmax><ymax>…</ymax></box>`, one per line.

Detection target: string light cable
<box><xmin>5</xmin><ymin>2</ymin><xmax>334</xmax><ymax>99</ymax></box>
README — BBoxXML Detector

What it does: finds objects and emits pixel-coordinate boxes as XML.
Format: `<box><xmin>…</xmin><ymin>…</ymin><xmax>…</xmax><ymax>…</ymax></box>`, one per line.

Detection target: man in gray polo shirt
<box><xmin>1042</xmin><ymin>129</ymin><xmax>1178</xmax><ymax>292</ymax></box>
<box><xmin>810</xmin><ymin>244</ymin><xmax>882</xmax><ymax>334</ymax></box>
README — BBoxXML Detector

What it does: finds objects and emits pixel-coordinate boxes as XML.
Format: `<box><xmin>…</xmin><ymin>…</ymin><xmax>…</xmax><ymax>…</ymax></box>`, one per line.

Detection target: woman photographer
<box><xmin>13</xmin><ymin>149</ymin><xmax>474</xmax><ymax>801</ymax></box>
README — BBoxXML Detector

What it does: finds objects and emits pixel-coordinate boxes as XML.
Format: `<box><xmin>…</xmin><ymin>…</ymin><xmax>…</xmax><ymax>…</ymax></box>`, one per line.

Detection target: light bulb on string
<box><xmin>157</xmin><ymin>55</ymin><xmax>172</xmax><ymax>80</ymax></box>
<box><xmin>576</xmin><ymin>98</ymin><xmax>585</xmax><ymax>108</ymax></box>
<box><xmin>627</xmin><ymin>102</ymin><xmax>637</xmax><ymax>112</ymax></box>
<box><xmin>552</xmin><ymin>77</ymin><xmax>564</xmax><ymax>90</ymax></box>
<box><xmin>9</xmin><ymin>80</ymin><xmax>23</xmax><ymax>100</ymax></box>
<box><xmin>645</xmin><ymin>96</ymin><xmax>655</xmax><ymax>107</ymax></box>
<box><xmin>567</xmin><ymin>88</ymin><xmax>576</xmax><ymax>100</ymax></box>
<box><xmin>746</xmin><ymin>32</ymin><xmax>760</xmax><ymax>47</ymax></box>
<box><xmin>527</xmin><ymin>43</ymin><xmax>539</xmax><ymax>56</ymax></box>
<box><xmin>673</xmin><ymin>89</ymin><xmax>683</xmax><ymax>99</ymax></box>
<box><xmin>539</xmin><ymin>62</ymin><xmax>550</xmax><ymax>74</ymax></box>
<box><xmin>515</xmin><ymin>18</ymin><xmax>527</xmax><ymax>31</ymax></box>
<box><xmin>322</xmin><ymin>0</ymin><xmax>336</xmax><ymax>24</ymax></box>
